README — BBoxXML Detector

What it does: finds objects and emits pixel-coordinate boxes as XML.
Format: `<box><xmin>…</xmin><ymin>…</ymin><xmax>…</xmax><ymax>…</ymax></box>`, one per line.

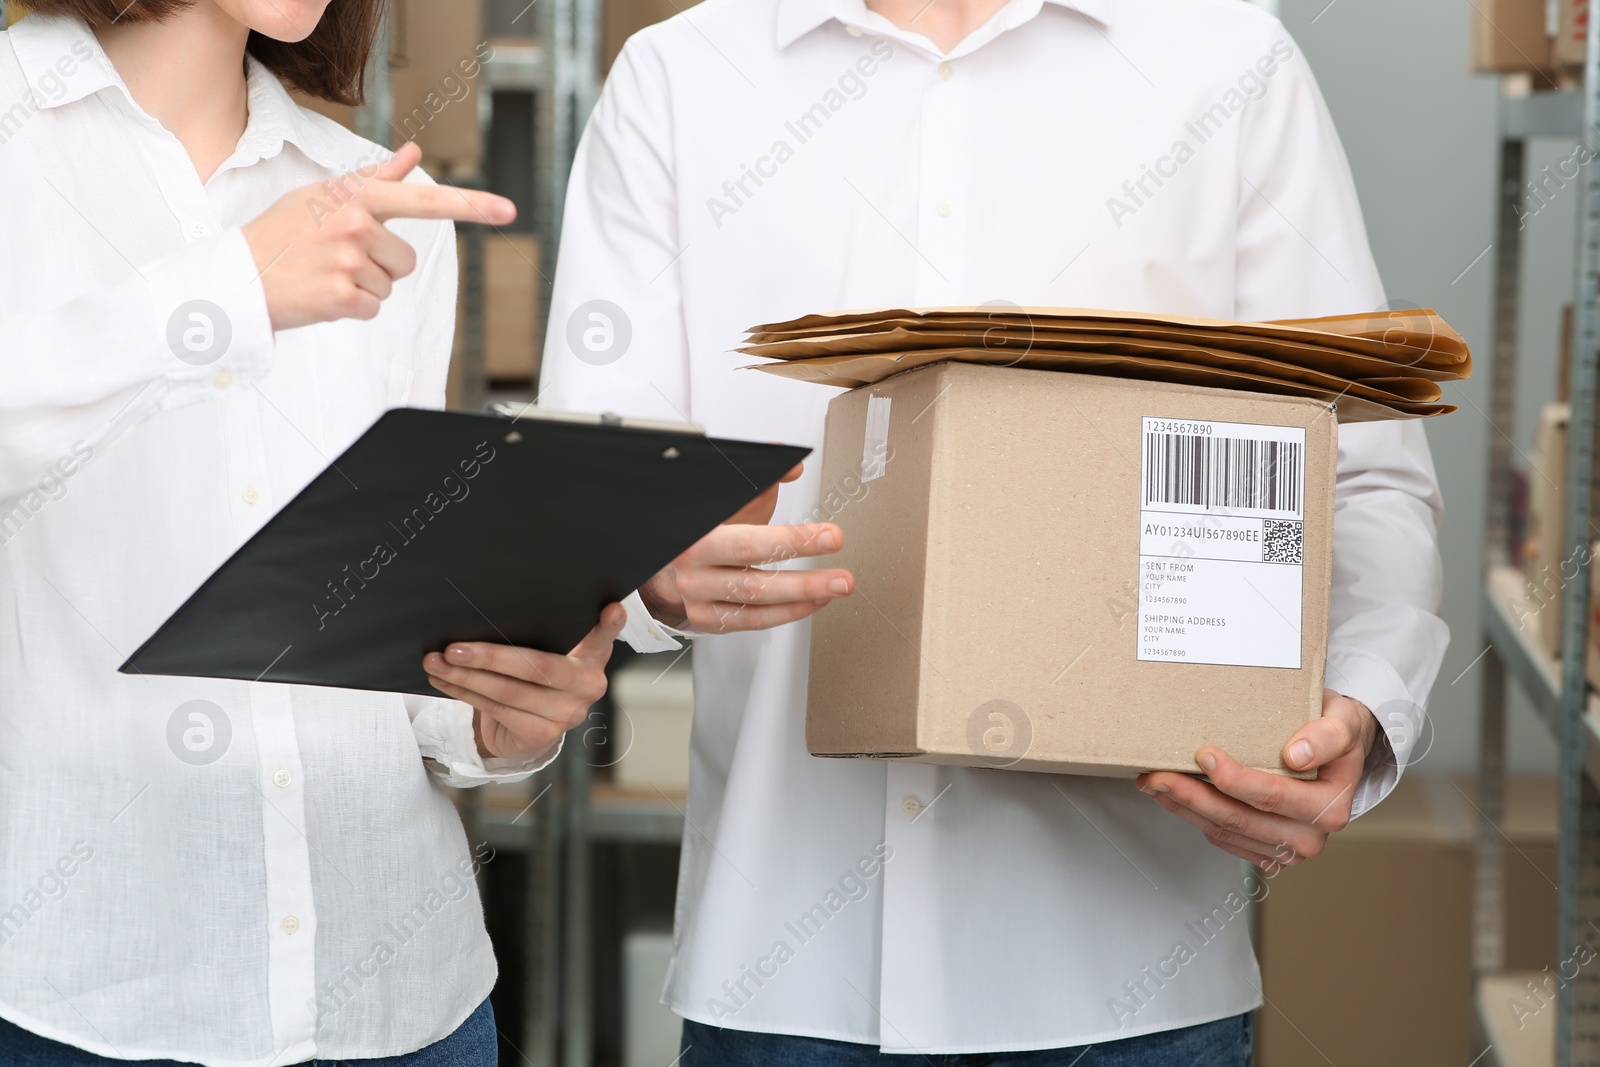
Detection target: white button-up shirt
<box><xmin>541</xmin><ymin>0</ymin><xmax>1448</xmax><ymax>1052</ymax></box>
<box><xmin>0</xmin><ymin>15</ymin><xmax>552</xmax><ymax>1064</ymax></box>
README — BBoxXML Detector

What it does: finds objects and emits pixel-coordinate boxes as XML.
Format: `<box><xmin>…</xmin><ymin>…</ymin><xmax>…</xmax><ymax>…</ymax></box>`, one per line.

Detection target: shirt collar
<box><xmin>8</xmin><ymin>11</ymin><xmax>120</xmax><ymax>110</ymax></box>
<box><xmin>236</xmin><ymin>55</ymin><xmax>350</xmax><ymax>171</ymax></box>
<box><xmin>775</xmin><ymin>0</ymin><xmax>1114</xmax><ymax>50</ymax></box>
<box><xmin>8</xmin><ymin>11</ymin><xmax>349</xmax><ymax>172</ymax></box>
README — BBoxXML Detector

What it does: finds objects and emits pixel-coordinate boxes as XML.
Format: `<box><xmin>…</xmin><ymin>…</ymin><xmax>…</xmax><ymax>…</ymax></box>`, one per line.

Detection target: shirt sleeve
<box><xmin>0</xmin><ymin>228</ymin><xmax>275</xmax><ymax>503</ymax></box>
<box><xmin>536</xmin><ymin>38</ymin><xmax>699</xmax><ymax>655</ymax></box>
<box><xmin>1233</xmin><ymin>22</ymin><xmax>1448</xmax><ymax>817</ymax></box>
<box><xmin>401</xmin><ymin>209</ymin><xmax>459</xmax><ymax>411</ymax></box>
<box><xmin>404</xmin><ymin>694</ymin><xmax>564</xmax><ymax>787</ymax></box>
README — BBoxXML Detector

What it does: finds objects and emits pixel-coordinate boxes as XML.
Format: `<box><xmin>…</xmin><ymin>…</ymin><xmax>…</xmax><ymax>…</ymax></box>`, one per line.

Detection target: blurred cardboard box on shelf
<box><xmin>604</xmin><ymin>0</ymin><xmax>702</xmax><ymax>74</ymax></box>
<box><xmin>485</xmin><ymin>233</ymin><xmax>541</xmax><ymax>381</ymax></box>
<box><xmin>1470</xmin><ymin>0</ymin><xmax>1556</xmax><ymax>74</ymax></box>
<box><xmin>1525</xmin><ymin>401</ymin><xmax>1570</xmax><ymax>656</ymax></box>
<box><xmin>289</xmin><ymin>0</ymin><xmax>487</xmax><ymax>176</ymax></box>
<box><xmin>390</xmin><ymin>0</ymin><xmax>487</xmax><ymax>177</ymax></box>
<box><xmin>806</xmin><ymin>363</ymin><xmax>1335</xmax><ymax>778</ymax></box>
<box><xmin>1257</xmin><ymin>775</ymin><xmax>1555</xmax><ymax>1067</ymax></box>
<box><xmin>451</xmin><ymin>233</ymin><xmax>542</xmax><ymax>391</ymax></box>
<box><xmin>1555</xmin><ymin>0</ymin><xmax>1593</xmax><ymax>70</ymax></box>
<box><xmin>1468</xmin><ymin>0</ymin><xmax>1590</xmax><ymax>76</ymax></box>
<box><xmin>611</xmin><ymin>661</ymin><xmax>693</xmax><ymax>793</ymax></box>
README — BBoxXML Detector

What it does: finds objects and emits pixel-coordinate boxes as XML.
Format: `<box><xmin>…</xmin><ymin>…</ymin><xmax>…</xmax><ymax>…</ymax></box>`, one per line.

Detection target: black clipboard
<box><xmin>120</xmin><ymin>407</ymin><xmax>809</xmax><ymax>696</ymax></box>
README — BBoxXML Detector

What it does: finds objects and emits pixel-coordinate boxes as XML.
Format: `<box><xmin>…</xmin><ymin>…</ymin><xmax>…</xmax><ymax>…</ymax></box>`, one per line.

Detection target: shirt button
<box><xmin>935</xmin><ymin>199</ymin><xmax>953</xmax><ymax>218</ymax></box>
<box><xmin>242</xmin><ymin>485</ymin><xmax>260</xmax><ymax>505</ymax></box>
<box><xmin>901</xmin><ymin>796</ymin><xmax>923</xmax><ymax>817</ymax></box>
<box><xmin>271</xmin><ymin>767</ymin><xmax>291</xmax><ymax>788</ymax></box>
<box><xmin>846</xmin><ymin>24</ymin><xmax>863</xmax><ymax>36</ymax></box>
<box><xmin>938</xmin><ymin>62</ymin><xmax>954</xmax><ymax>80</ymax></box>
<box><xmin>280</xmin><ymin>915</ymin><xmax>301</xmax><ymax>935</ymax></box>
<box><xmin>212</xmin><ymin>369</ymin><xmax>234</xmax><ymax>390</ymax></box>
<box><xmin>190</xmin><ymin>223</ymin><xmax>208</xmax><ymax>240</ymax></box>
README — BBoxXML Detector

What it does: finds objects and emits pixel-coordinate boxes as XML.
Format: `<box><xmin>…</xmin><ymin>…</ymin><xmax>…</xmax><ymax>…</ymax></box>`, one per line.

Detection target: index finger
<box><xmin>362</xmin><ymin>181</ymin><xmax>517</xmax><ymax>226</ymax></box>
<box><xmin>372</xmin><ymin>141</ymin><xmax>422</xmax><ymax>182</ymax></box>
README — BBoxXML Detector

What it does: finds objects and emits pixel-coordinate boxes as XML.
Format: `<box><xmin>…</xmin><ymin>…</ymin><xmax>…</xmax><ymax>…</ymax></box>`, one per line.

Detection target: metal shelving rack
<box><xmin>1474</xmin><ymin>7</ymin><xmax>1600</xmax><ymax>1063</ymax></box>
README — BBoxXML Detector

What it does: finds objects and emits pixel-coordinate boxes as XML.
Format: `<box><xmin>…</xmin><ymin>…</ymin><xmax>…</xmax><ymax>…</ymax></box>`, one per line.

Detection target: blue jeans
<box><xmin>0</xmin><ymin>997</ymin><xmax>497</xmax><ymax>1066</ymax></box>
<box><xmin>680</xmin><ymin>1013</ymin><xmax>1253</xmax><ymax>1067</ymax></box>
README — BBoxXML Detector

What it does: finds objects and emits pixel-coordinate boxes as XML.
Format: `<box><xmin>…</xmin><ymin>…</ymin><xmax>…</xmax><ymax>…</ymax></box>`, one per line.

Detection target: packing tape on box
<box><xmin>862</xmin><ymin>394</ymin><xmax>891</xmax><ymax>482</ymax></box>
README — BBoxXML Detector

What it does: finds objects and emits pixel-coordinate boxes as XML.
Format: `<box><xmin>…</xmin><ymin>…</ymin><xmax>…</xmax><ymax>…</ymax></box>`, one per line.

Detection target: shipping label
<box><xmin>1135</xmin><ymin>417</ymin><xmax>1305</xmax><ymax>669</ymax></box>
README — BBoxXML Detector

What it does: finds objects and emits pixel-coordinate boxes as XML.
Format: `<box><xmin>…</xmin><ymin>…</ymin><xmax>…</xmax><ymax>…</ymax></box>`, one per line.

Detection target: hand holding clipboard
<box><xmin>121</xmin><ymin>408</ymin><xmax>819</xmax><ymax>701</ymax></box>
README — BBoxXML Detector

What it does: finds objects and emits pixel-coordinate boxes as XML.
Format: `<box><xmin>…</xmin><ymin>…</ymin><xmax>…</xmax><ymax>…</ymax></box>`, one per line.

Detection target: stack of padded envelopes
<box><xmin>741</xmin><ymin>306</ymin><xmax>1471</xmax><ymax>422</ymax></box>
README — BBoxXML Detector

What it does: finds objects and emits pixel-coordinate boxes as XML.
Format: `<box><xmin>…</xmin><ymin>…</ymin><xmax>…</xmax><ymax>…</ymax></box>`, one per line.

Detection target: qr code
<box><xmin>1263</xmin><ymin>519</ymin><xmax>1304</xmax><ymax>564</ymax></box>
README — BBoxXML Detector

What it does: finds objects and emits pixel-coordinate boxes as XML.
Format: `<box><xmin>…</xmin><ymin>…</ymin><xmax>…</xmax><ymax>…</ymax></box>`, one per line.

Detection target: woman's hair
<box><xmin>22</xmin><ymin>0</ymin><xmax>386</xmax><ymax>106</ymax></box>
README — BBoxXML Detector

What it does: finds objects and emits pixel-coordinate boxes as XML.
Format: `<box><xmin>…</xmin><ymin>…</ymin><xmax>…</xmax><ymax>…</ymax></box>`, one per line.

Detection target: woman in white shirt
<box><xmin>0</xmin><ymin>1</ymin><xmax>622</xmax><ymax>1063</ymax></box>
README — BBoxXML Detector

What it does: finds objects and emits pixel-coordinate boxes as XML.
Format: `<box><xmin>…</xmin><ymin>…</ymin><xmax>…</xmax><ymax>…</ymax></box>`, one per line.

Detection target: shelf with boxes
<box><xmin>1471</xmin><ymin>0</ymin><xmax>1600</xmax><ymax>1057</ymax></box>
<box><xmin>1258</xmin><ymin>774</ymin><xmax>1558</xmax><ymax>1066</ymax></box>
<box><xmin>1472</xmin><ymin>0</ymin><xmax>1592</xmax><ymax>84</ymax></box>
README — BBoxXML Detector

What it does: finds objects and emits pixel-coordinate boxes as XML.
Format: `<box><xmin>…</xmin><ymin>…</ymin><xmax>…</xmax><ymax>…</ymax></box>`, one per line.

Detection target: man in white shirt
<box><xmin>542</xmin><ymin>0</ymin><xmax>1447</xmax><ymax>1062</ymax></box>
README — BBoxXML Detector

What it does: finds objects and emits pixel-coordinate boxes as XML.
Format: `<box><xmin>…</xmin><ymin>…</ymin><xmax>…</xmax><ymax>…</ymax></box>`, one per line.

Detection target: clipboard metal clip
<box><xmin>485</xmin><ymin>402</ymin><xmax>705</xmax><ymax>436</ymax></box>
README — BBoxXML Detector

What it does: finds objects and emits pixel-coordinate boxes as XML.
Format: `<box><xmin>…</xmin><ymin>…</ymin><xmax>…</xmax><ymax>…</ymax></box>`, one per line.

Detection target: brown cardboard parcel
<box><xmin>806</xmin><ymin>361</ymin><xmax>1335</xmax><ymax>778</ymax></box>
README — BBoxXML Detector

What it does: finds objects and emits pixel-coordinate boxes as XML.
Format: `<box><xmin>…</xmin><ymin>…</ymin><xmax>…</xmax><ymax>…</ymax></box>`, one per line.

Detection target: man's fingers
<box><xmin>676</xmin><ymin>566</ymin><xmax>852</xmax><ymax>607</ymax></box>
<box><xmin>725</xmin><ymin>463</ymin><xmax>806</xmax><ymax>526</ymax></box>
<box><xmin>569</xmin><ymin>603</ymin><xmax>628</xmax><ymax>665</ymax></box>
<box><xmin>1281</xmin><ymin>703</ymin><xmax>1363</xmax><ymax>772</ymax></box>
<box><xmin>1144</xmin><ymin>768</ymin><xmax>1321</xmax><ymax>855</ymax></box>
<box><xmin>1147</xmin><ymin>791</ymin><xmax>1290</xmax><ymax>862</ymax></box>
<box><xmin>685</xmin><ymin>598</ymin><xmax>833</xmax><ymax>634</ymax></box>
<box><xmin>372</xmin><ymin>141</ymin><xmax>422</xmax><ymax>182</ymax></box>
<box><xmin>1185</xmin><ymin>745</ymin><xmax>1356</xmax><ymax>829</ymax></box>
<box><xmin>682</xmin><ymin>523</ymin><xmax>842</xmax><ymax>568</ymax></box>
<box><xmin>363</xmin><ymin>181</ymin><xmax>517</xmax><ymax>225</ymax></box>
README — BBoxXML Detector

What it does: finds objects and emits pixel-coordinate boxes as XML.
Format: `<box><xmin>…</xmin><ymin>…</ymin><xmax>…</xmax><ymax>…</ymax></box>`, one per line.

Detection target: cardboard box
<box><xmin>450</xmin><ymin>233</ymin><xmax>542</xmax><ymax>391</ymax></box>
<box><xmin>1556</xmin><ymin>0</ymin><xmax>1592</xmax><ymax>69</ymax></box>
<box><xmin>611</xmin><ymin>662</ymin><xmax>694</xmax><ymax>792</ymax></box>
<box><xmin>806</xmin><ymin>363</ymin><xmax>1336</xmax><ymax>778</ymax></box>
<box><xmin>486</xmin><ymin>233</ymin><xmax>541</xmax><ymax>381</ymax></box>
<box><xmin>604</xmin><ymin>0</ymin><xmax>702</xmax><ymax>74</ymax></box>
<box><xmin>1471</xmin><ymin>0</ymin><xmax>1556</xmax><ymax>74</ymax></box>
<box><xmin>1525</xmin><ymin>402</ymin><xmax>1570</xmax><ymax>655</ymax></box>
<box><xmin>390</xmin><ymin>0</ymin><xmax>487</xmax><ymax>176</ymax></box>
<box><xmin>1257</xmin><ymin>775</ymin><xmax>1555</xmax><ymax>1067</ymax></box>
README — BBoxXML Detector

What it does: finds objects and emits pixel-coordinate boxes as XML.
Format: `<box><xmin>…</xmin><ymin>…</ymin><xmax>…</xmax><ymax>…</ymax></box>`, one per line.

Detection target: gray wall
<box><xmin>1281</xmin><ymin>0</ymin><xmax>1577</xmax><ymax>775</ymax></box>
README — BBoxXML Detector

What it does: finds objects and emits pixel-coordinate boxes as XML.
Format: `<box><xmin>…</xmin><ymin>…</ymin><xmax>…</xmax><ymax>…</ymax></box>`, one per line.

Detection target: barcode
<box><xmin>1143</xmin><ymin>432</ymin><xmax>1303</xmax><ymax>514</ymax></box>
